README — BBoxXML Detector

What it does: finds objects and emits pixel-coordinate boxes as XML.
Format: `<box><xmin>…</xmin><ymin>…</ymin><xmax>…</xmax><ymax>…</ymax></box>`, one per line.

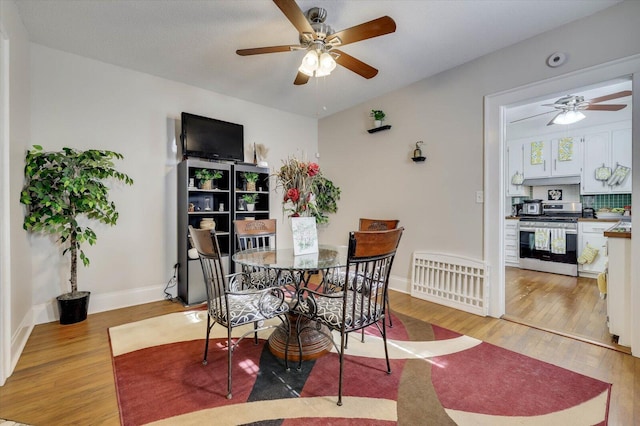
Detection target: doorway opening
<box><xmin>484</xmin><ymin>54</ymin><xmax>640</xmax><ymax>356</ymax></box>
<box><xmin>503</xmin><ymin>78</ymin><xmax>632</xmax><ymax>352</ymax></box>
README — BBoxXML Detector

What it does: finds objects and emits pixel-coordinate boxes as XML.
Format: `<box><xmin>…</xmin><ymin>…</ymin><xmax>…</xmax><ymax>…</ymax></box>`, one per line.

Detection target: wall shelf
<box><xmin>367</xmin><ymin>125</ymin><xmax>391</xmax><ymax>134</ymax></box>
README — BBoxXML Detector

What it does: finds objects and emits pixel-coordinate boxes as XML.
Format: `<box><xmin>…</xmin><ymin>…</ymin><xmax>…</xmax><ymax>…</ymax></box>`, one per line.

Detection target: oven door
<box><xmin>519</xmin><ymin>225</ymin><xmax>577</xmax><ymax>264</ymax></box>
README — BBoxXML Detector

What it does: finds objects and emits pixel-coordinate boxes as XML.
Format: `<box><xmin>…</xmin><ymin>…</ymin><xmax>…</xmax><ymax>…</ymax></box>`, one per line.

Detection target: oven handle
<box><xmin>520</xmin><ymin>226</ymin><xmax>577</xmax><ymax>234</ymax></box>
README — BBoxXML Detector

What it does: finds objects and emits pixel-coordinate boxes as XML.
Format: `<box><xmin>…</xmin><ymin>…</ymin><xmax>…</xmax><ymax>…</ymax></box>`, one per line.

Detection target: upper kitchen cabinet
<box><xmin>581</xmin><ymin>123</ymin><xmax>632</xmax><ymax>195</ymax></box>
<box><xmin>506</xmin><ymin>138</ymin><xmax>528</xmax><ymax>196</ymax></box>
<box><xmin>522</xmin><ymin>136</ymin><xmax>582</xmax><ymax>179</ymax></box>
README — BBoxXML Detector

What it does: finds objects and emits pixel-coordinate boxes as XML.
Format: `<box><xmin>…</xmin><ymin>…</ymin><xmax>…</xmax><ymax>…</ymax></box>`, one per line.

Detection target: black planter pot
<box><xmin>57</xmin><ymin>291</ymin><xmax>91</xmax><ymax>325</ymax></box>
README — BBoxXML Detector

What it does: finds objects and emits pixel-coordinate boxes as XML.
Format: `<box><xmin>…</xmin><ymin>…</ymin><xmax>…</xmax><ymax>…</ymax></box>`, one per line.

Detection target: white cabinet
<box><xmin>522</xmin><ymin>136</ymin><xmax>582</xmax><ymax>179</ymax></box>
<box><xmin>551</xmin><ymin>136</ymin><xmax>582</xmax><ymax>176</ymax></box>
<box><xmin>606</xmin><ymin>235</ymin><xmax>631</xmax><ymax>346</ymax></box>
<box><xmin>577</xmin><ymin>221</ymin><xmax>610</xmax><ymax>277</ymax></box>
<box><xmin>505</xmin><ymin>219</ymin><xmax>520</xmax><ymax>267</ymax></box>
<box><xmin>506</xmin><ymin>139</ymin><xmax>527</xmax><ymax>196</ymax></box>
<box><xmin>610</xmin><ymin>128</ymin><xmax>632</xmax><ymax>194</ymax></box>
<box><xmin>581</xmin><ymin>126</ymin><xmax>632</xmax><ymax>195</ymax></box>
<box><xmin>523</xmin><ymin>138</ymin><xmax>551</xmax><ymax>178</ymax></box>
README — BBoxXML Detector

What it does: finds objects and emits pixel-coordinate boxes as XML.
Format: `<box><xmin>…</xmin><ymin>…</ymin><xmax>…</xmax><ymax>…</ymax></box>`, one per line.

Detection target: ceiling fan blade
<box><xmin>273</xmin><ymin>0</ymin><xmax>316</xmax><ymax>38</ymax></box>
<box><xmin>293</xmin><ymin>71</ymin><xmax>310</xmax><ymax>85</ymax></box>
<box><xmin>547</xmin><ymin>112</ymin><xmax>561</xmax><ymax>126</ymax></box>
<box><xmin>509</xmin><ymin>110</ymin><xmax>555</xmax><ymax>124</ymax></box>
<box><xmin>236</xmin><ymin>45</ymin><xmax>300</xmax><ymax>56</ymax></box>
<box><xmin>584</xmin><ymin>104</ymin><xmax>627</xmax><ymax>111</ymax></box>
<box><xmin>589</xmin><ymin>90</ymin><xmax>632</xmax><ymax>104</ymax></box>
<box><xmin>333</xmin><ymin>50</ymin><xmax>378</xmax><ymax>79</ymax></box>
<box><xmin>326</xmin><ymin>16</ymin><xmax>396</xmax><ymax>46</ymax></box>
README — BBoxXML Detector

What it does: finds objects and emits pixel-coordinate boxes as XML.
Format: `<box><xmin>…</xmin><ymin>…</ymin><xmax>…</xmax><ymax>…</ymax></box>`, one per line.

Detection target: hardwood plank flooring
<box><xmin>504</xmin><ymin>267</ymin><xmax>629</xmax><ymax>353</ymax></box>
<box><xmin>0</xmin><ymin>293</ymin><xmax>636</xmax><ymax>425</ymax></box>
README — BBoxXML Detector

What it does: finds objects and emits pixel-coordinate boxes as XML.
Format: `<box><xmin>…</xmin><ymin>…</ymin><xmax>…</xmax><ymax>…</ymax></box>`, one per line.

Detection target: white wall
<box><xmin>318</xmin><ymin>1</ymin><xmax>640</xmax><ymax>295</ymax></box>
<box><xmin>0</xmin><ymin>0</ymin><xmax>32</xmax><ymax>385</ymax></box>
<box><xmin>29</xmin><ymin>44</ymin><xmax>317</xmax><ymax>323</ymax></box>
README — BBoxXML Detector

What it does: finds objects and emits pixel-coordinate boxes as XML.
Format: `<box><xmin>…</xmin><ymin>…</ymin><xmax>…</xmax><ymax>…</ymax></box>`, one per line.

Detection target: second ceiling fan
<box><xmin>512</xmin><ymin>90</ymin><xmax>632</xmax><ymax>126</ymax></box>
<box><xmin>236</xmin><ymin>0</ymin><xmax>396</xmax><ymax>85</ymax></box>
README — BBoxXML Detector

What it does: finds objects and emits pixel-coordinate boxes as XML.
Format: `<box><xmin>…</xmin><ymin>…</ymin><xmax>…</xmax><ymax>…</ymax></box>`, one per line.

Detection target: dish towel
<box><xmin>550</xmin><ymin>228</ymin><xmax>566</xmax><ymax>254</ymax></box>
<box><xmin>534</xmin><ymin>228</ymin><xmax>550</xmax><ymax>251</ymax></box>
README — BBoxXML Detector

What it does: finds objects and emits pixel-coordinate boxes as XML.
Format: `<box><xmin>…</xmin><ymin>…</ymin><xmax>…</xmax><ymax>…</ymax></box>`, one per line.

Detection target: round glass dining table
<box><xmin>232</xmin><ymin>245</ymin><xmax>349</xmax><ymax>360</ymax></box>
<box><xmin>232</xmin><ymin>244</ymin><xmax>348</xmax><ymax>283</ymax></box>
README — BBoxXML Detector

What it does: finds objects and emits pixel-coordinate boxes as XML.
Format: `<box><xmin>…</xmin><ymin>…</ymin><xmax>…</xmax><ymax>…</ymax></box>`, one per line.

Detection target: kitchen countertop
<box><xmin>505</xmin><ymin>217</ymin><xmax>621</xmax><ymax>222</ymax></box>
<box><xmin>604</xmin><ymin>221</ymin><xmax>632</xmax><ymax>239</ymax></box>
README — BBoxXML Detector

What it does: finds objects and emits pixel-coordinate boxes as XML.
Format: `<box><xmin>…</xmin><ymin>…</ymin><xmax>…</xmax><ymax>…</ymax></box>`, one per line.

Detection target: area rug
<box><xmin>108</xmin><ymin>310</ymin><xmax>611</xmax><ymax>425</ymax></box>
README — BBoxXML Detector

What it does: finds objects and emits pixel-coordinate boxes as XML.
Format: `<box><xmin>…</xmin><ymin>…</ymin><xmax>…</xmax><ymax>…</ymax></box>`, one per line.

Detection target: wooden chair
<box><xmin>325</xmin><ymin>218</ymin><xmax>400</xmax><ymax>327</ymax></box>
<box><xmin>295</xmin><ymin>227</ymin><xmax>404</xmax><ymax>406</ymax></box>
<box><xmin>234</xmin><ymin>218</ymin><xmax>277</xmax><ymax>251</ymax></box>
<box><xmin>189</xmin><ymin>226</ymin><xmax>291</xmax><ymax>399</ymax></box>
<box><xmin>358</xmin><ymin>218</ymin><xmax>400</xmax><ymax>231</ymax></box>
<box><xmin>233</xmin><ymin>219</ymin><xmax>297</xmax><ymax>288</ymax></box>
<box><xmin>359</xmin><ymin>219</ymin><xmax>399</xmax><ymax>326</ymax></box>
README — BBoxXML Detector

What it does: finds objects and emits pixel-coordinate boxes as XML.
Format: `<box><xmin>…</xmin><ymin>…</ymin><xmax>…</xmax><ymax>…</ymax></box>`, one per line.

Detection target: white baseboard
<box><xmin>33</xmin><ymin>284</ymin><xmax>168</xmax><ymax>325</ymax></box>
<box><xmin>389</xmin><ymin>274</ymin><xmax>410</xmax><ymax>294</ymax></box>
<box><xmin>9</xmin><ymin>310</ymin><xmax>34</xmax><ymax>381</ymax></box>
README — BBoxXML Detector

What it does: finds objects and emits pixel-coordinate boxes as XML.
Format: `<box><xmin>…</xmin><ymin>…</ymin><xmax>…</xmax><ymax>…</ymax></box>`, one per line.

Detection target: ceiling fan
<box><xmin>236</xmin><ymin>0</ymin><xmax>396</xmax><ymax>85</ymax></box>
<box><xmin>511</xmin><ymin>90</ymin><xmax>632</xmax><ymax>126</ymax></box>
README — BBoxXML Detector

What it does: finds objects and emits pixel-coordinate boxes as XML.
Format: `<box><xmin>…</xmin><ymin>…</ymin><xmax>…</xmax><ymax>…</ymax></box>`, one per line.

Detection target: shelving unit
<box><xmin>367</xmin><ymin>124</ymin><xmax>391</xmax><ymax>134</ymax></box>
<box><xmin>177</xmin><ymin>159</ymin><xmax>270</xmax><ymax>304</ymax></box>
<box><xmin>177</xmin><ymin>159</ymin><xmax>232</xmax><ymax>305</ymax></box>
<box><xmin>232</xmin><ymin>163</ymin><xmax>270</xmax><ymax>264</ymax></box>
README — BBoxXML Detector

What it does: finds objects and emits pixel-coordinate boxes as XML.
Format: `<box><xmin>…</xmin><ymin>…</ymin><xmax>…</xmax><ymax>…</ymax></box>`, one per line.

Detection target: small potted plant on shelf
<box><xmin>370</xmin><ymin>109</ymin><xmax>385</xmax><ymax>127</ymax></box>
<box><xmin>241</xmin><ymin>193</ymin><xmax>259</xmax><ymax>211</ymax></box>
<box><xmin>20</xmin><ymin>145</ymin><xmax>133</xmax><ymax>324</ymax></box>
<box><xmin>242</xmin><ymin>172</ymin><xmax>259</xmax><ymax>191</ymax></box>
<box><xmin>195</xmin><ymin>169</ymin><xmax>222</xmax><ymax>190</ymax></box>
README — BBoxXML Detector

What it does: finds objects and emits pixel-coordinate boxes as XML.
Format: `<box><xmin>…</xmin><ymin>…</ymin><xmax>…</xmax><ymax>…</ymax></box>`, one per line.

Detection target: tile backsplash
<box><xmin>510</xmin><ymin>185</ymin><xmax>631</xmax><ymax>211</ymax></box>
<box><xmin>582</xmin><ymin>194</ymin><xmax>631</xmax><ymax>210</ymax></box>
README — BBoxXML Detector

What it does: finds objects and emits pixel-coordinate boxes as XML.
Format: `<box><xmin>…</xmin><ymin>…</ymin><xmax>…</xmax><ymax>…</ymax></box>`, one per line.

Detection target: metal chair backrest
<box><xmin>189</xmin><ymin>226</ymin><xmax>227</xmax><ymax>319</ymax></box>
<box><xmin>358</xmin><ymin>218</ymin><xmax>400</xmax><ymax>231</ymax></box>
<box><xmin>234</xmin><ymin>219</ymin><xmax>277</xmax><ymax>251</ymax></box>
<box><xmin>344</xmin><ymin>227</ymin><xmax>404</xmax><ymax>325</ymax></box>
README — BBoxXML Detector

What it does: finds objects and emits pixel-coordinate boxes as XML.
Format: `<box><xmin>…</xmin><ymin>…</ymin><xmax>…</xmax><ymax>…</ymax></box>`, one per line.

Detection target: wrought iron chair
<box><xmin>325</xmin><ymin>218</ymin><xmax>400</xmax><ymax>327</ymax></box>
<box><xmin>295</xmin><ymin>227</ymin><xmax>404</xmax><ymax>406</ymax></box>
<box><xmin>189</xmin><ymin>226</ymin><xmax>291</xmax><ymax>399</ymax></box>
<box><xmin>358</xmin><ymin>218</ymin><xmax>399</xmax><ymax>326</ymax></box>
<box><xmin>233</xmin><ymin>219</ymin><xmax>297</xmax><ymax>288</ymax></box>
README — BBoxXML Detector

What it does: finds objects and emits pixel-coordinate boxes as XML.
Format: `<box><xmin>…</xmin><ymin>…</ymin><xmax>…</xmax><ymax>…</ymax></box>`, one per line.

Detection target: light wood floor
<box><xmin>0</xmin><ymin>292</ymin><xmax>637</xmax><ymax>425</ymax></box>
<box><xmin>504</xmin><ymin>267</ymin><xmax>630</xmax><ymax>353</ymax></box>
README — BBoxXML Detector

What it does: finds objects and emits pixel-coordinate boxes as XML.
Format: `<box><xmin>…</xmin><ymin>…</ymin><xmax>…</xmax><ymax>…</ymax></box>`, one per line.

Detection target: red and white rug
<box><xmin>109</xmin><ymin>311</ymin><xmax>610</xmax><ymax>425</ymax></box>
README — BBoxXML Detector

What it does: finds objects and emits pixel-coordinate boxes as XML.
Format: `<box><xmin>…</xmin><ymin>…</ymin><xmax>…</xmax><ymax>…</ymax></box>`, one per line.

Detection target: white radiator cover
<box><xmin>411</xmin><ymin>252</ymin><xmax>489</xmax><ymax>316</ymax></box>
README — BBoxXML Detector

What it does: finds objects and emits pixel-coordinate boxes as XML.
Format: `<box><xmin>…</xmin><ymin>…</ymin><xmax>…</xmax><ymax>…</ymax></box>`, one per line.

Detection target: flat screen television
<box><xmin>181</xmin><ymin>112</ymin><xmax>244</xmax><ymax>162</ymax></box>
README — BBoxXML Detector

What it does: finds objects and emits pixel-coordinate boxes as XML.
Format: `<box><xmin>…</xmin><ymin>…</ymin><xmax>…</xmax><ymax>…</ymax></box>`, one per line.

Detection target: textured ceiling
<box><xmin>15</xmin><ymin>0</ymin><xmax>622</xmax><ymax>118</ymax></box>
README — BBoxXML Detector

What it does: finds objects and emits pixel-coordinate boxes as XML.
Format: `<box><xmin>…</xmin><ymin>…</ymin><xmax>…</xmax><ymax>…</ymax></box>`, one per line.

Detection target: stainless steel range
<box><xmin>518</xmin><ymin>202</ymin><xmax>582</xmax><ymax>276</ymax></box>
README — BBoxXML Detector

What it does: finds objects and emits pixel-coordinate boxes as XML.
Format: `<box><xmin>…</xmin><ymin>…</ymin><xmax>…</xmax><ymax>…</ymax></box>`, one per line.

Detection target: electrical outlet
<box><xmin>476</xmin><ymin>191</ymin><xmax>484</xmax><ymax>203</ymax></box>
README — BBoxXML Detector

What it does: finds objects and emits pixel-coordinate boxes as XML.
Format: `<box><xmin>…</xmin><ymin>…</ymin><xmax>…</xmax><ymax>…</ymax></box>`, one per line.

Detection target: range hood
<box><xmin>521</xmin><ymin>176</ymin><xmax>581</xmax><ymax>186</ymax></box>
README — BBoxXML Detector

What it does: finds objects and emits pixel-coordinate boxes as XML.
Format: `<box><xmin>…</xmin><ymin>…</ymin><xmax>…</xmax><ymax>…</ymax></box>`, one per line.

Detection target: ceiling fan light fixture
<box><xmin>299</xmin><ymin>50</ymin><xmax>337</xmax><ymax>78</ymax></box>
<box><xmin>553</xmin><ymin>110</ymin><xmax>586</xmax><ymax>125</ymax></box>
<box><xmin>319</xmin><ymin>52</ymin><xmax>336</xmax><ymax>73</ymax></box>
<box><xmin>299</xmin><ymin>51</ymin><xmax>319</xmax><ymax>76</ymax></box>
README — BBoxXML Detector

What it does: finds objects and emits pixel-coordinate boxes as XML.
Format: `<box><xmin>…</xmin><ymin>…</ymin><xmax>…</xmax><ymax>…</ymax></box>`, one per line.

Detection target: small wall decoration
<box><xmin>548</xmin><ymin>189</ymin><xmax>563</xmax><ymax>201</ymax></box>
<box><xmin>411</xmin><ymin>141</ymin><xmax>426</xmax><ymax>162</ymax></box>
<box><xmin>558</xmin><ymin>137</ymin><xmax>574</xmax><ymax>161</ymax></box>
<box><xmin>530</xmin><ymin>141</ymin><xmax>544</xmax><ymax>165</ymax></box>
